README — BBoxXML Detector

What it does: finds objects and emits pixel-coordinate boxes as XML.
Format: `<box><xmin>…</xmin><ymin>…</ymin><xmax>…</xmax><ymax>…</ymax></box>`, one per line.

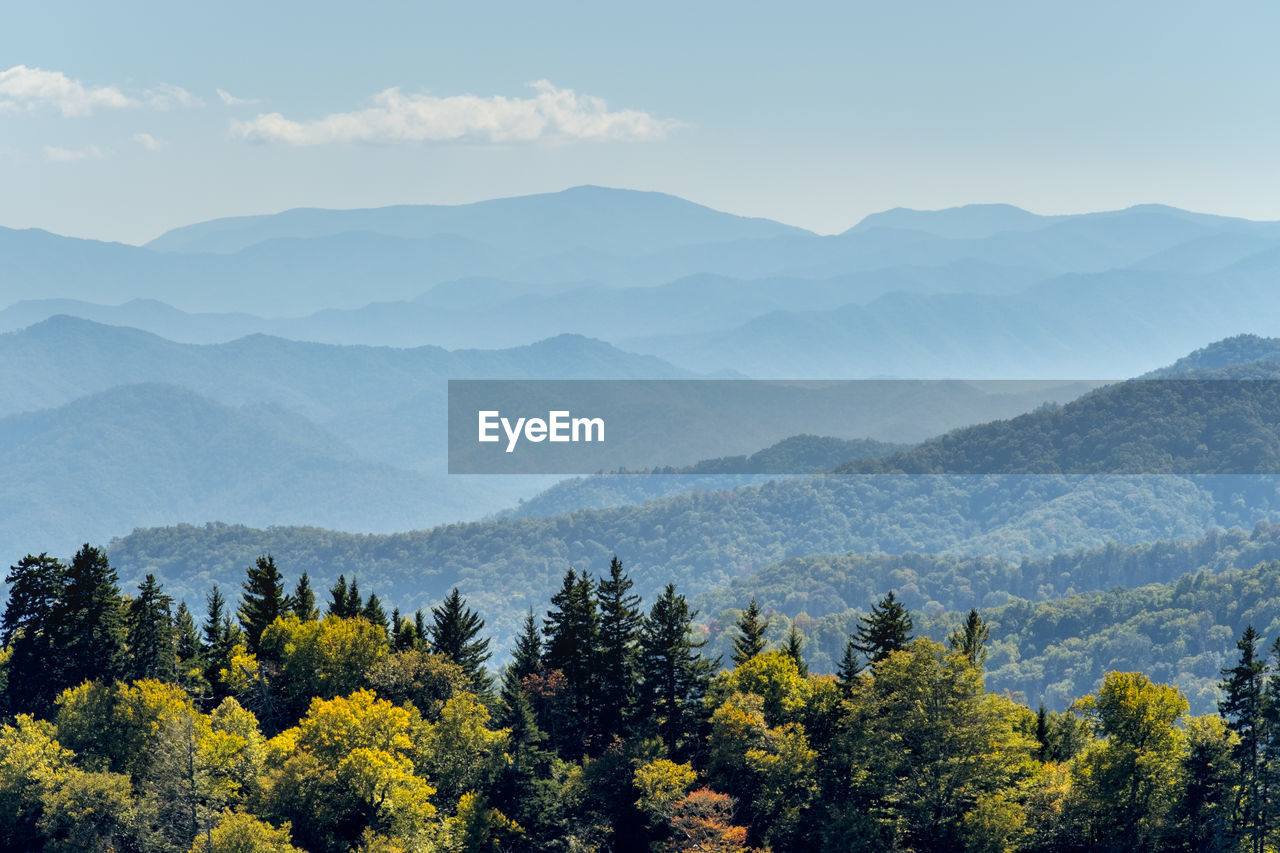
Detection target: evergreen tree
<box><xmin>345</xmin><ymin>576</ymin><xmax>363</xmax><ymax>618</ymax></box>
<box><xmin>948</xmin><ymin>608</ymin><xmax>990</xmax><ymax>669</ymax></box>
<box><xmin>1174</xmin><ymin>716</ymin><xmax>1236</xmax><ymax>853</ymax></box>
<box><xmin>172</xmin><ymin>601</ymin><xmax>205</xmax><ymax>694</ymax></box>
<box><xmin>392</xmin><ymin>609</ymin><xmax>419</xmax><ymax>651</ymax></box>
<box><xmin>238</xmin><ymin>555</ymin><xmax>287</xmax><ymax>653</ymax></box>
<box><xmin>362</xmin><ymin>593</ymin><xmax>390</xmax><ymax>637</ymax></box>
<box><xmin>837</xmin><ymin>636</ymin><xmax>864</xmax><ymax>695</ymax></box>
<box><xmin>414</xmin><ymin>609</ymin><xmax>428</xmax><ymax>650</ymax></box>
<box><xmin>1259</xmin><ymin>638</ymin><xmax>1280</xmax><ymax>850</ymax></box>
<box><xmin>125</xmin><ymin>574</ymin><xmax>176</xmax><ymax>682</ymax></box>
<box><xmin>852</xmin><ymin>591</ymin><xmax>913</xmax><ymax>664</ymax></box>
<box><xmin>783</xmin><ymin>624</ymin><xmax>809</xmax><ymax>677</ymax></box>
<box><xmin>596</xmin><ymin>556</ymin><xmax>642</xmax><ymax>744</ymax></box>
<box><xmin>428</xmin><ymin>588</ymin><xmax>492</xmax><ymax>693</ymax></box>
<box><xmin>508</xmin><ymin>609</ymin><xmax>543</xmax><ymax>686</ymax></box>
<box><xmin>327</xmin><ymin>574</ymin><xmax>352</xmax><ymax>618</ymax></box>
<box><xmin>48</xmin><ymin>543</ymin><xmax>125</xmax><ymax>692</ymax></box>
<box><xmin>731</xmin><ymin>598</ymin><xmax>769</xmax><ymax>666</ymax></box>
<box><xmin>291</xmin><ymin>572</ymin><xmax>318</xmax><ymax>621</ymax></box>
<box><xmin>543</xmin><ymin>568</ymin><xmax>600</xmax><ymax>754</ymax></box>
<box><xmin>1034</xmin><ymin>704</ymin><xmax>1051</xmax><ymax>761</ymax></box>
<box><xmin>494</xmin><ymin>613</ymin><xmax>550</xmax><ymax>836</ymax></box>
<box><xmin>202</xmin><ymin>585</ymin><xmax>228</xmax><ymax>650</ymax></box>
<box><xmin>638</xmin><ymin>583</ymin><xmax>716</xmax><ymax>759</ymax></box>
<box><xmin>1</xmin><ymin>553</ymin><xmax>67</xmax><ymax>714</ymax></box>
<box><xmin>1220</xmin><ymin>626</ymin><xmax>1267</xmax><ymax>853</ymax></box>
<box><xmin>202</xmin><ymin>586</ymin><xmax>238</xmax><ymax>696</ymax></box>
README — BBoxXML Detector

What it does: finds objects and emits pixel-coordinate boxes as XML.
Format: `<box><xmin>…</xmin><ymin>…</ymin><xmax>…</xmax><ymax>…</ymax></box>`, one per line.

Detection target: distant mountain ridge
<box><xmin>0</xmin><ymin>315</ymin><xmax>689</xmax><ymax>423</ymax></box>
<box><xmin>8</xmin><ymin>189</ymin><xmax>1280</xmax><ymax>324</ymax></box>
<box><xmin>0</xmin><ymin>383</ymin><xmax>542</xmax><ymax>561</ymax></box>
<box><xmin>144</xmin><ymin>185</ymin><xmax>812</xmax><ymax>255</ymax></box>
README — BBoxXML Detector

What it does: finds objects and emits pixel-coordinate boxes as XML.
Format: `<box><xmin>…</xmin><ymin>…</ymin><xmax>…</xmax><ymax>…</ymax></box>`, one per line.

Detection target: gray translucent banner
<box><xmin>447</xmin><ymin>378</ymin><xmax>1112</xmax><ymax>474</ymax></box>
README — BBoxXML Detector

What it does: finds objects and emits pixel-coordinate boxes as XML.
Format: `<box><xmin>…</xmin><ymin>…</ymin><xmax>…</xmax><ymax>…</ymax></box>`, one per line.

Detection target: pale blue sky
<box><xmin>2</xmin><ymin>1</ymin><xmax>1277</xmax><ymax>243</ymax></box>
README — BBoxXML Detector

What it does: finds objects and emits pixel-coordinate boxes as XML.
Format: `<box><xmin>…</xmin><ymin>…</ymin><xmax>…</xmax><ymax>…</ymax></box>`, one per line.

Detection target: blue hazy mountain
<box><xmin>848</xmin><ymin>203</ymin><xmax>1063</xmax><ymax>239</ymax></box>
<box><xmin>624</xmin><ymin>259</ymin><xmax>1280</xmax><ymax>379</ymax></box>
<box><xmin>96</xmin><ymin>338</ymin><xmax>1280</xmax><ymax>651</ymax></box>
<box><xmin>0</xmin><ymin>262</ymin><xmax>1047</xmax><ymax>348</ymax></box>
<box><xmin>0</xmin><ymin>317</ymin><xmax>690</xmax><ymax>475</ymax></box>
<box><xmin>145</xmin><ymin>185</ymin><xmax>811</xmax><ymax>256</ymax></box>
<box><xmin>7</xmin><ymin>189</ymin><xmax>1280</xmax><ymax>319</ymax></box>
<box><xmin>0</xmin><ymin>316</ymin><xmax>686</xmax><ymax>415</ymax></box>
<box><xmin>0</xmin><ymin>383</ymin><xmax>549</xmax><ymax>561</ymax></box>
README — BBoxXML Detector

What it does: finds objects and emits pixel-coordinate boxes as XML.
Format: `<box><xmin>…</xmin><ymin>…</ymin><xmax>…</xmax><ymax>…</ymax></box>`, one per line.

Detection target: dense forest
<box><xmin>6</xmin><ymin>545</ymin><xmax>1280</xmax><ymax>852</ymax></box>
<box><xmin>695</xmin><ymin>523</ymin><xmax>1280</xmax><ymax>704</ymax></box>
<box><xmin>108</xmin><ymin>473</ymin><xmax>1280</xmax><ymax>647</ymax></box>
<box><xmin>838</xmin><ymin>371</ymin><xmax>1280</xmax><ymax>475</ymax></box>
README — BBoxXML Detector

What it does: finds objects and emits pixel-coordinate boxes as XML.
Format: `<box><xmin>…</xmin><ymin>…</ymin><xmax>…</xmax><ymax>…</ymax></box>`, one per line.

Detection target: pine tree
<box><xmin>202</xmin><ymin>586</ymin><xmax>238</xmax><ymax>696</ymax></box>
<box><xmin>238</xmin><ymin>555</ymin><xmax>287</xmax><ymax>653</ymax></box>
<box><xmin>508</xmin><ymin>609</ymin><xmax>543</xmax><ymax>685</ymax></box>
<box><xmin>173</xmin><ymin>601</ymin><xmax>205</xmax><ymax>694</ymax></box>
<box><xmin>1034</xmin><ymin>705</ymin><xmax>1051</xmax><ymax>761</ymax></box>
<box><xmin>1220</xmin><ymin>625</ymin><xmax>1267</xmax><ymax>853</ymax></box>
<box><xmin>414</xmin><ymin>609</ymin><xmax>428</xmax><ymax>650</ymax></box>
<box><xmin>837</xmin><ymin>636</ymin><xmax>863</xmax><ymax>695</ymax></box>
<box><xmin>125</xmin><ymin>574</ymin><xmax>176</xmax><ymax>682</ymax></box>
<box><xmin>731</xmin><ymin>598</ymin><xmax>769</xmax><ymax>666</ymax></box>
<box><xmin>346</xmin><ymin>577</ymin><xmax>363</xmax><ymax>617</ymax></box>
<box><xmin>543</xmin><ymin>568</ymin><xmax>600</xmax><ymax>754</ymax></box>
<box><xmin>392</xmin><ymin>609</ymin><xmax>419</xmax><ymax>651</ymax></box>
<box><xmin>1</xmin><ymin>553</ymin><xmax>67</xmax><ymax>714</ymax></box>
<box><xmin>428</xmin><ymin>588</ymin><xmax>492</xmax><ymax>693</ymax></box>
<box><xmin>494</xmin><ymin>611</ymin><xmax>549</xmax><ymax>830</ymax></box>
<box><xmin>1259</xmin><ymin>637</ymin><xmax>1280</xmax><ymax>850</ymax></box>
<box><xmin>783</xmin><ymin>624</ymin><xmax>809</xmax><ymax>677</ymax></box>
<box><xmin>638</xmin><ymin>583</ymin><xmax>716</xmax><ymax>759</ymax></box>
<box><xmin>327</xmin><ymin>574</ymin><xmax>351</xmax><ymax>618</ymax></box>
<box><xmin>49</xmin><ymin>543</ymin><xmax>125</xmax><ymax>692</ymax></box>
<box><xmin>291</xmin><ymin>572</ymin><xmax>318</xmax><ymax>620</ymax></box>
<box><xmin>596</xmin><ymin>556</ymin><xmax>642</xmax><ymax>744</ymax></box>
<box><xmin>202</xmin><ymin>585</ymin><xmax>227</xmax><ymax>650</ymax></box>
<box><xmin>948</xmin><ymin>609</ymin><xmax>990</xmax><ymax>669</ymax></box>
<box><xmin>852</xmin><ymin>591</ymin><xmax>913</xmax><ymax>664</ymax></box>
<box><xmin>363</xmin><ymin>593</ymin><xmax>390</xmax><ymax>637</ymax></box>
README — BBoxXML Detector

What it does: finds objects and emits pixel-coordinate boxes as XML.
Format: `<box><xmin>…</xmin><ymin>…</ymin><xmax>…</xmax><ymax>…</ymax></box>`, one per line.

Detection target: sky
<box><xmin>2</xmin><ymin>1</ymin><xmax>1278</xmax><ymax>244</ymax></box>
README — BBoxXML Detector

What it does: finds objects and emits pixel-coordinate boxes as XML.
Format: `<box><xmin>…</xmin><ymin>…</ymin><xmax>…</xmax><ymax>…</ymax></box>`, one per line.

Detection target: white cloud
<box><xmin>44</xmin><ymin>144</ymin><xmax>103</xmax><ymax>162</ymax></box>
<box><xmin>133</xmin><ymin>132</ymin><xmax>161</xmax><ymax>150</ymax></box>
<box><xmin>142</xmin><ymin>82</ymin><xmax>202</xmax><ymax>110</ymax></box>
<box><xmin>0</xmin><ymin>65</ymin><xmax>200</xmax><ymax>116</ymax></box>
<box><xmin>232</xmin><ymin>80</ymin><xmax>678</xmax><ymax>145</ymax></box>
<box><xmin>217</xmin><ymin>87</ymin><xmax>259</xmax><ymax>106</ymax></box>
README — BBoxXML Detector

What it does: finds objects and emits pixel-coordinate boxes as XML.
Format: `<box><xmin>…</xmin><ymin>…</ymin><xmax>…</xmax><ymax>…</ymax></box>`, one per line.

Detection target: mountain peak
<box><xmin>847</xmin><ymin>203</ymin><xmax>1051</xmax><ymax>240</ymax></box>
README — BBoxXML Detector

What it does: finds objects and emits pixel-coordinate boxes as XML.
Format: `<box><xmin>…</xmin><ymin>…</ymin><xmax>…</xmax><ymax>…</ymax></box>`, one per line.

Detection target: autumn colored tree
<box><xmin>660</xmin><ymin>789</ymin><xmax>749</xmax><ymax>853</ymax></box>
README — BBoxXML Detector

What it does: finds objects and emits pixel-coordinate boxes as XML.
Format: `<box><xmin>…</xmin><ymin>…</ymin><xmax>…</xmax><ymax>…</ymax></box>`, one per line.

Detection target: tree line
<box><xmin>5</xmin><ymin>545</ymin><xmax>1280</xmax><ymax>851</ymax></box>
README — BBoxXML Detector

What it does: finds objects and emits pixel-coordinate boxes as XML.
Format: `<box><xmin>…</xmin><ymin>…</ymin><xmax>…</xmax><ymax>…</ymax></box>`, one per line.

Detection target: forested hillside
<box><xmin>501</xmin><ymin>434</ymin><xmax>907</xmax><ymax>519</ymax></box>
<box><xmin>839</xmin><ymin>370</ymin><xmax>1280</xmax><ymax>475</ymax></box>
<box><xmin>696</xmin><ymin>523</ymin><xmax>1280</xmax><ymax>712</ymax></box>
<box><xmin>5</xmin><ymin>545</ymin><xmax>1280</xmax><ymax>852</ymax></box>
<box><xmin>108</xmin><ymin>473</ymin><xmax>1262</xmax><ymax>644</ymax></box>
